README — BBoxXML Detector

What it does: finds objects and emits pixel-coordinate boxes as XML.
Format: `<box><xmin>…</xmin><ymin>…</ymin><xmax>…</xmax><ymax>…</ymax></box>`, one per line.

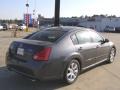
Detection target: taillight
<box><xmin>33</xmin><ymin>47</ymin><xmax>51</xmax><ymax>61</ymax></box>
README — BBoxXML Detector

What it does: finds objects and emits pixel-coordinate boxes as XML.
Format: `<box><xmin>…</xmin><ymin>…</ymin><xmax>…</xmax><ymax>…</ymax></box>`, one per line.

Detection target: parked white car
<box><xmin>8</xmin><ymin>24</ymin><xmax>18</xmax><ymax>29</ymax></box>
<box><xmin>18</xmin><ymin>24</ymin><xmax>27</xmax><ymax>30</ymax></box>
<box><xmin>0</xmin><ymin>24</ymin><xmax>3</xmax><ymax>30</ymax></box>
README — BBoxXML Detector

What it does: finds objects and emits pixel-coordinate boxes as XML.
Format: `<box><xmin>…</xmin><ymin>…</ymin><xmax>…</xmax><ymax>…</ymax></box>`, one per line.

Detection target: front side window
<box><xmin>89</xmin><ymin>31</ymin><xmax>103</xmax><ymax>43</ymax></box>
<box><xmin>76</xmin><ymin>31</ymin><xmax>92</xmax><ymax>44</ymax></box>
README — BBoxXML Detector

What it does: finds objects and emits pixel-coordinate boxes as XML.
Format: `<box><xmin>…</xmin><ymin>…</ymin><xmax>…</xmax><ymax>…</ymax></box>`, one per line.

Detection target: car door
<box><xmin>73</xmin><ymin>31</ymin><xmax>99</xmax><ymax>67</ymax></box>
<box><xmin>89</xmin><ymin>31</ymin><xmax>110</xmax><ymax>62</ymax></box>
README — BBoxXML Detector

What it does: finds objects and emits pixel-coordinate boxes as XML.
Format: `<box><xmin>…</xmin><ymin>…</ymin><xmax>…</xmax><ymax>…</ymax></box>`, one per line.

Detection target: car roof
<box><xmin>43</xmin><ymin>26</ymin><xmax>93</xmax><ymax>33</ymax></box>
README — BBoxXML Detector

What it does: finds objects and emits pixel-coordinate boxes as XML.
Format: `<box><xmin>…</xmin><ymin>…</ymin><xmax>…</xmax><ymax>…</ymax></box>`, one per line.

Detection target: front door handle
<box><xmin>78</xmin><ymin>47</ymin><xmax>82</xmax><ymax>50</ymax></box>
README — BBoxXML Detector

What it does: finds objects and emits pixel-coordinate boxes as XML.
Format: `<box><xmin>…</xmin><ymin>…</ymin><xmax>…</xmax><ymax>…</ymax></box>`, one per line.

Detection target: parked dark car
<box><xmin>104</xmin><ymin>26</ymin><xmax>115</xmax><ymax>32</ymax></box>
<box><xmin>6</xmin><ymin>26</ymin><xmax>116</xmax><ymax>84</ymax></box>
<box><xmin>115</xmin><ymin>27</ymin><xmax>120</xmax><ymax>32</ymax></box>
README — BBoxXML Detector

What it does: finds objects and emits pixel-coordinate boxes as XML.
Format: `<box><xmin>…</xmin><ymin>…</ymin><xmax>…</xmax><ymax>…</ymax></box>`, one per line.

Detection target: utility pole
<box><xmin>33</xmin><ymin>0</ymin><xmax>36</xmax><ymax>28</ymax></box>
<box><xmin>26</xmin><ymin>0</ymin><xmax>29</xmax><ymax>32</ymax></box>
<box><xmin>54</xmin><ymin>0</ymin><xmax>60</xmax><ymax>26</ymax></box>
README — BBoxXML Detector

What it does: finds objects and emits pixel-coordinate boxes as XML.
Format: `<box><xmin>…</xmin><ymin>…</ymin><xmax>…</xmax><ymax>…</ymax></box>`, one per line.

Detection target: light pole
<box><xmin>26</xmin><ymin>0</ymin><xmax>29</xmax><ymax>32</ymax></box>
<box><xmin>54</xmin><ymin>0</ymin><xmax>60</xmax><ymax>26</ymax></box>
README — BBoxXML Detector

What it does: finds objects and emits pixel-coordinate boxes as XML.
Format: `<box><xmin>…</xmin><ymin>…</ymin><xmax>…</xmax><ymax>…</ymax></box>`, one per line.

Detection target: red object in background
<box><xmin>24</xmin><ymin>14</ymin><xmax>32</xmax><ymax>25</ymax></box>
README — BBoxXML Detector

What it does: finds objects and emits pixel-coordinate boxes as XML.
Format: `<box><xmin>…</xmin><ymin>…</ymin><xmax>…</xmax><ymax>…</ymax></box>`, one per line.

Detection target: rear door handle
<box><xmin>96</xmin><ymin>45</ymin><xmax>101</xmax><ymax>48</ymax></box>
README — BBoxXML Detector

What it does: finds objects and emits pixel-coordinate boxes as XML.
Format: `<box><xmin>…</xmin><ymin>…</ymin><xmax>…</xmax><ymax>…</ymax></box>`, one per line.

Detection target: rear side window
<box><xmin>76</xmin><ymin>31</ymin><xmax>92</xmax><ymax>44</ymax></box>
<box><xmin>28</xmin><ymin>30</ymin><xmax>67</xmax><ymax>42</ymax></box>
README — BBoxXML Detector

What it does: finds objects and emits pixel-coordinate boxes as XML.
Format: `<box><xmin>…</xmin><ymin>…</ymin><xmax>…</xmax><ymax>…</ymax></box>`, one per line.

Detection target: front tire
<box><xmin>107</xmin><ymin>48</ymin><xmax>116</xmax><ymax>63</ymax></box>
<box><xmin>64</xmin><ymin>59</ymin><xmax>80</xmax><ymax>84</ymax></box>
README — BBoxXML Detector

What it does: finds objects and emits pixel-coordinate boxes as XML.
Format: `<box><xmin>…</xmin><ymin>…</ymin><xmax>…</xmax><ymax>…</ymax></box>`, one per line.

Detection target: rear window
<box><xmin>27</xmin><ymin>30</ymin><xmax>67</xmax><ymax>42</ymax></box>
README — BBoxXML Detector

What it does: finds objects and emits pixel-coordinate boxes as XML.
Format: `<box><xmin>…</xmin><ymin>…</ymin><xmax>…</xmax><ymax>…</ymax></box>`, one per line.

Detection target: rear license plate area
<box><xmin>17</xmin><ymin>48</ymin><xmax>24</xmax><ymax>56</ymax></box>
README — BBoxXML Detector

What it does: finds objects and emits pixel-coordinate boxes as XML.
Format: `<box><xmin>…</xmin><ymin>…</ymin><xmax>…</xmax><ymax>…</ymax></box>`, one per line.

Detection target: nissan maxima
<box><xmin>6</xmin><ymin>26</ymin><xmax>116</xmax><ymax>84</ymax></box>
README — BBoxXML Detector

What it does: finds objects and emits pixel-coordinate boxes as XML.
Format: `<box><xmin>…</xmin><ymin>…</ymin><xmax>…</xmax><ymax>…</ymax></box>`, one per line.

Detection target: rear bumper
<box><xmin>6</xmin><ymin>57</ymin><xmax>64</xmax><ymax>80</ymax></box>
<box><xmin>7</xmin><ymin>65</ymin><xmax>38</xmax><ymax>80</ymax></box>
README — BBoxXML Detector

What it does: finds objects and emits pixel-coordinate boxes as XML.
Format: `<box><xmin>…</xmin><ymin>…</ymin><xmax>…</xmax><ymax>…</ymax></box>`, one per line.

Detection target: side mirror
<box><xmin>104</xmin><ymin>38</ymin><xmax>109</xmax><ymax>42</ymax></box>
<box><xmin>99</xmin><ymin>38</ymin><xmax>109</xmax><ymax>44</ymax></box>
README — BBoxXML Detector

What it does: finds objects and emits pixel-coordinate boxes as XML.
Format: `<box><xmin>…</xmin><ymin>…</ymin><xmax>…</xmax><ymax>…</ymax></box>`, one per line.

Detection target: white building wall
<box><xmin>79</xmin><ymin>17</ymin><xmax>120</xmax><ymax>32</ymax></box>
<box><xmin>79</xmin><ymin>21</ymin><xmax>102</xmax><ymax>32</ymax></box>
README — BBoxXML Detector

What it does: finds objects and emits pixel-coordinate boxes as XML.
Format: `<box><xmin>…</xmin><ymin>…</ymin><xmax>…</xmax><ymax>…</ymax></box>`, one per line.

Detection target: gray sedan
<box><xmin>6</xmin><ymin>26</ymin><xmax>116</xmax><ymax>84</ymax></box>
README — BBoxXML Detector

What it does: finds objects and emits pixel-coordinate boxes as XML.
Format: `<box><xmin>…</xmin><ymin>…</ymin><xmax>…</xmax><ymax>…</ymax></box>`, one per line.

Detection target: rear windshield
<box><xmin>27</xmin><ymin>30</ymin><xmax>67</xmax><ymax>42</ymax></box>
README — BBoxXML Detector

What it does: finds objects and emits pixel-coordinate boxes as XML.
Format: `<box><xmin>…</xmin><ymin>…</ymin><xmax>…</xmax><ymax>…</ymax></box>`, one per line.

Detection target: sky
<box><xmin>0</xmin><ymin>0</ymin><xmax>120</xmax><ymax>19</ymax></box>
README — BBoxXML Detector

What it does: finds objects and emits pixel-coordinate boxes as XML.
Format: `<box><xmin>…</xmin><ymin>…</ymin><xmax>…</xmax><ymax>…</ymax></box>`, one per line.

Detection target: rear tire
<box><xmin>107</xmin><ymin>48</ymin><xmax>116</xmax><ymax>63</ymax></box>
<box><xmin>64</xmin><ymin>59</ymin><xmax>80</xmax><ymax>84</ymax></box>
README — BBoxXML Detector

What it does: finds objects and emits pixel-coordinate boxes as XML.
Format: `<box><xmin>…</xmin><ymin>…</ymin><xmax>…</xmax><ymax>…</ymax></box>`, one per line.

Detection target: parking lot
<box><xmin>0</xmin><ymin>30</ymin><xmax>120</xmax><ymax>90</ymax></box>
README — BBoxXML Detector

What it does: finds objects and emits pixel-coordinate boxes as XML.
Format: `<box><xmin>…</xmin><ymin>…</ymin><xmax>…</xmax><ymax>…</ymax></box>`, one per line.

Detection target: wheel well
<box><xmin>62</xmin><ymin>57</ymin><xmax>82</xmax><ymax>80</ymax></box>
<box><xmin>112</xmin><ymin>46</ymin><xmax>116</xmax><ymax>56</ymax></box>
<box><xmin>74</xmin><ymin>58</ymin><xmax>82</xmax><ymax>71</ymax></box>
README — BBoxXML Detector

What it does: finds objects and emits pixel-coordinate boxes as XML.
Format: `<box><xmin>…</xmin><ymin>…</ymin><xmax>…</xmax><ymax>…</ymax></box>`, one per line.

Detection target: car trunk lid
<box><xmin>9</xmin><ymin>39</ymin><xmax>53</xmax><ymax>62</ymax></box>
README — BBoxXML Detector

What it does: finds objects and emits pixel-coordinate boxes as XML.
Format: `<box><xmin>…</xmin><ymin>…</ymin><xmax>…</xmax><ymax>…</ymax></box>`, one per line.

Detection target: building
<box><xmin>37</xmin><ymin>15</ymin><xmax>120</xmax><ymax>32</ymax></box>
<box><xmin>38</xmin><ymin>15</ymin><xmax>80</xmax><ymax>26</ymax></box>
<box><xmin>79</xmin><ymin>16</ymin><xmax>120</xmax><ymax>32</ymax></box>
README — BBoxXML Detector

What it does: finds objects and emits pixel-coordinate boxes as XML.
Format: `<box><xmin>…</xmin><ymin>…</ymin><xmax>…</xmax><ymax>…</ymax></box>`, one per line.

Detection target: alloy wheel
<box><xmin>109</xmin><ymin>48</ymin><xmax>115</xmax><ymax>63</ymax></box>
<box><xmin>64</xmin><ymin>60</ymin><xmax>80</xmax><ymax>84</ymax></box>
